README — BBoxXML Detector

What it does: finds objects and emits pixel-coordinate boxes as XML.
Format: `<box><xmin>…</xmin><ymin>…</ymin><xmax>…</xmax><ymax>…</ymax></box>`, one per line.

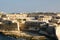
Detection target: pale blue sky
<box><xmin>0</xmin><ymin>0</ymin><xmax>60</xmax><ymax>13</ymax></box>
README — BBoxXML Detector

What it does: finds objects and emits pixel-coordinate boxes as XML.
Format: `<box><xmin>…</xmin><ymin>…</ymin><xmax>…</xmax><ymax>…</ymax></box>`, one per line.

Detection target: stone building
<box><xmin>0</xmin><ymin>20</ymin><xmax>18</xmax><ymax>31</ymax></box>
<box><xmin>21</xmin><ymin>20</ymin><xmax>46</xmax><ymax>31</ymax></box>
<box><xmin>38</xmin><ymin>15</ymin><xmax>52</xmax><ymax>23</ymax></box>
<box><xmin>6</xmin><ymin>13</ymin><xmax>28</xmax><ymax>20</ymax></box>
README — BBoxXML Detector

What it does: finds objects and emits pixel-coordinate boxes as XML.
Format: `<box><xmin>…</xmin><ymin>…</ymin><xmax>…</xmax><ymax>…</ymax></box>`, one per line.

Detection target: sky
<box><xmin>0</xmin><ymin>0</ymin><xmax>60</xmax><ymax>13</ymax></box>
